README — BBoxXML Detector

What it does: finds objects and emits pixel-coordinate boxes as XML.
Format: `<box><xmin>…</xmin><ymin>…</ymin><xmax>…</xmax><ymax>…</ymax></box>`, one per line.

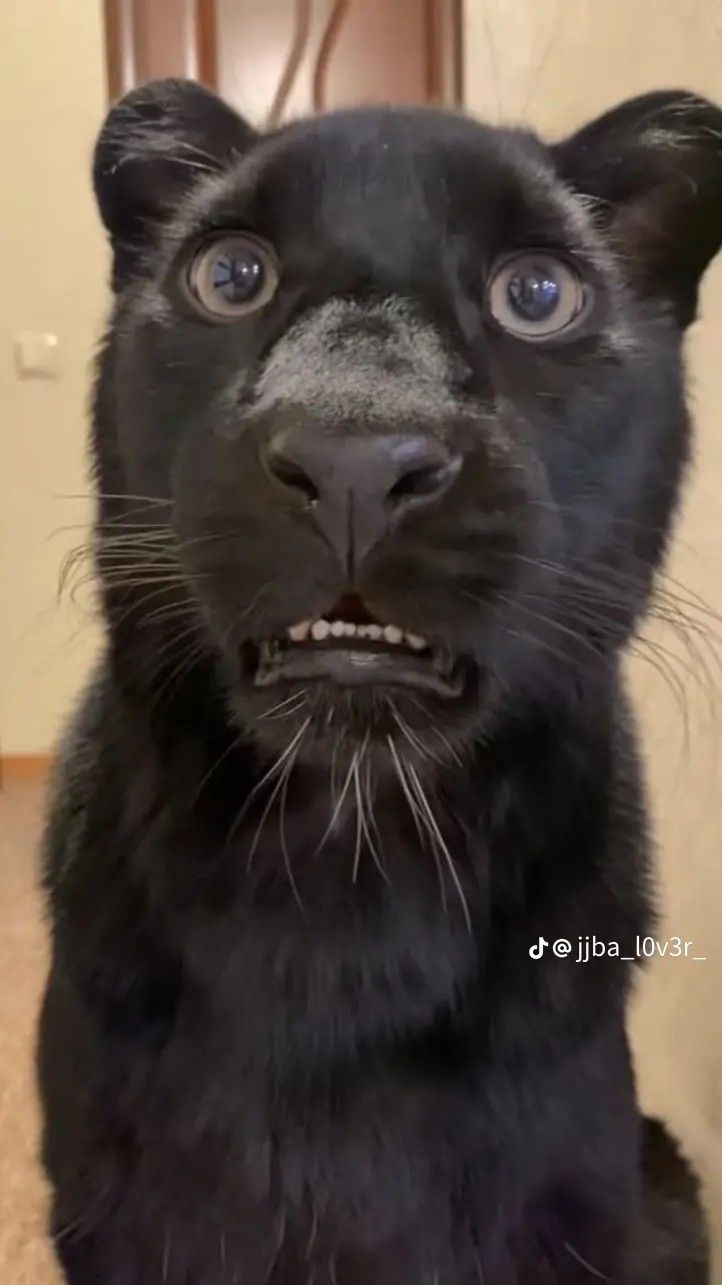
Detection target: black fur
<box><xmin>38</xmin><ymin>81</ymin><xmax>721</xmax><ymax>1282</ymax></box>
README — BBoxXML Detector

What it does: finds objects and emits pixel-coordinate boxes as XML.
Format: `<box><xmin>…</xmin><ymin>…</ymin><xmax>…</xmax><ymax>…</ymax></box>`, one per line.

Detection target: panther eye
<box><xmin>488</xmin><ymin>252</ymin><xmax>588</xmax><ymax>340</ymax></box>
<box><xmin>186</xmin><ymin>234</ymin><xmax>279</xmax><ymax>319</ymax></box>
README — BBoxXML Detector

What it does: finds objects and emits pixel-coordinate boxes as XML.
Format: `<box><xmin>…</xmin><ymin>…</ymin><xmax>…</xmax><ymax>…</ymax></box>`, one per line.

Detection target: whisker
<box><xmin>246</xmin><ymin>719</ymin><xmax>309</xmax><ymax>913</ymax></box>
<box><xmin>329</xmin><ymin>732</ymin><xmax>344</xmax><ymax>812</ymax></box>
<box><xmin>362</xmin><ymin>751</ymin><xmax>389</xmax><ymax>883</ymax></box>
<box><xmin>563</xmin><ymin>1241</ymin><xmax>608</xmax><ymax>1280</ymax></box>
<box><xmin>278</xmin><ymin>738</ymin><xmax>307</xmax><ymax>914</ymax></box>
<box><xmin>190</xmin><ymin>733</ymin><xmax>246</xmax><ymax>808</ymax></box>
<box><xmin>140</xmin><ymin>599</ymin><xmax>200</xmax><ymax>628</ymax></box>
<box><xmin>387</xmin><ymin>734</ymin><xmax>447</xmax><ymax>913</ymax></box>
<box><xmin>495</xmin><ymin>620</ymin><xmax>576</xmax><ymax>671</ymax></box>
<box><xmin>149</xmin><ymin>634</ymin><xmax>209</xmax><ymax>711</ymax></box>
<box><xmin>176</xmin><ymin>528</ymin><xmax>250</xmax><ymax>552</ymax></box>
<box><xmin>94</xmin><ymin>568</ymin><xmax>184</xmax><ymax>582</ymax></box>
<box><xmin>226</xmin><ymin>718</ymin><xmax>309</xmax><ymax>850</ymax></box>
<box><xmin>497</xmin><ymin>592</ymin><xmax>609</xmax><ymax>666</ymax></box>
<box><xmin>386</xmin><ymin>698</ymin><xmax>442</xmax><ymax>765</ymax></box>
<box><xmin>247</xmin><ymin>760</ymin><xmax>292</xmax><ymax>872</ymax></box>
<box><xmin>350</xmin><ymin>732</ymin><xmax>371</xmax><ymax>883</ymax></box>
<box><xmin>406</xmin><ymin>758</ymin><xmax>472</xmax><ymax>935</ymax></box>
<box><xmin>264</xmin><ymin>697</ymin><xmax>309</xmax><ymax>722</ymax></box>
<box><xmin>259</xmin><ymin>689</ymin><xmax>309</xmax><ymax>720</ymax></box>
<box><xmin>433</xmin><ymin>727</ymin><xmax>465</xmax><ymax>768</ymax></box>
<box><xmin>386</xmin><ymin>734</ymin><xmax>430</xmax><ymax>852</ymax></box>
<box><xmin>315</xmin><ymin>745</ymin><xmax>357</xmax><ymax>855</ymax></box>
<box><xmin>237</xmin><ymin>583</ymin><xmax>272</xmax><ymax>623</ymax></box>
<box><xmin>263</xmin><ymin>1209</ymin><xmax>287</xmax><ymax>1284</ymax></box>
<box><xmin>147</xmin><ymin>617</ymin><xmax>204</xmax><ymax>666</ymax></box>
<box><xmin>107</xmin><ymin>585</ymin><xmax>194</xmax><ymax>630</ymax></box>
<box><xmin>57</xmin><ymin>491</ymin><xmax>170</xmax><ymax>506</ymax></box>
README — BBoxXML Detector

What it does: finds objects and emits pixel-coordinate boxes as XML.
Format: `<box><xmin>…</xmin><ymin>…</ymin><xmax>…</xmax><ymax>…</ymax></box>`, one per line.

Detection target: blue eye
<box><xmin>212</xmin><ymin>249</ymin><xmax>264</xmax><ymax>305</ymax></box>
<box><xmin>507</xmin><ymin>267</ymin><xmax>560</xmax><ymax>321</ymax></box>
<box><xmin>488</xmin><ymin>252</ymin><xmax>587</xmax><ymax>340</ymax></box>
<box><xmin>187</xmin><ymin>234</ymin><xmax>279</xmax><ymax>319</ymax></box>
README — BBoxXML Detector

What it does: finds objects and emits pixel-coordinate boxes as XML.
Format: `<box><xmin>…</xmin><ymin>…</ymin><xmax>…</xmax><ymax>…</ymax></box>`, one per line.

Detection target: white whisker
<box><xmin>278</xmin><ymin>737</ymin><xmax>306</xmax><ymax>914</ymax></box>
<box><xmin>386</xmin><ymin>698</ymin><xmax>442</xmax><ymax>764</ymax></box>
<box><xmin>386</xmin><ymin>735</ymin><xmax>432</xmax><ymax>856</ymax></box>
<box><xmin>315</xmin><ymin>743</ymin><xmax>356</xmax><ymax>854</ymax></box>
<box><xmin>259</xmin><ymin>689</ymin><xmax>309</xmax><ymax>720</ymax></box>
<box><xmin>226</xmin><ymin>718</ymin><xmax>310</xmax><ymax>850</ymax></box>
<box><xmin>361</xmin><ymin>751</ymin><xmax>389</xmax><ymax>883</ymax></box>
<box><xmin>350</xmin><ymin>732</ymin><xmax>371</xmax><ymax>882</ymax></box>
<box><xmin>406</xmin><ymin>759</ymin><xmax>471</xmax><ymax>935</ymax></box>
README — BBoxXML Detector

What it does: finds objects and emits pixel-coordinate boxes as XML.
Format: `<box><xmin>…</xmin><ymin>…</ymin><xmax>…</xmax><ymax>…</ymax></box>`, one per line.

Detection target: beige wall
<box><xmin>0</xmin><ymin>0</ymin><xmax>106</xmax><ymax>756</ymax></box>
<box><xmin>464</xmin><ymin>0</ymin><xmax>722</xmax><ymax>1270</ymax></box>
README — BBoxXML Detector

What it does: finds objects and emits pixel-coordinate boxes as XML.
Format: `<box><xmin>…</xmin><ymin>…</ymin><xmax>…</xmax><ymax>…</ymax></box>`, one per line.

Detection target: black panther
<box><xmin>38</xmin><ymin>79</ymin><xmax>719</xmax><ymax>1282</ymax></box>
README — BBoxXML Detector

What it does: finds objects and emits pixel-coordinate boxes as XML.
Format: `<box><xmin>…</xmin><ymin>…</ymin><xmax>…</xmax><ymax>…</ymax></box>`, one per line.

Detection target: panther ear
<box><xmin>554</xmin><ymin>90</ymin><xmax>722</xmax><ymax>327</ymax></box>
<box><xmin>93</xmin><ymin>78</ymin><xmax>256</xmax><ymax>290</ymax></box>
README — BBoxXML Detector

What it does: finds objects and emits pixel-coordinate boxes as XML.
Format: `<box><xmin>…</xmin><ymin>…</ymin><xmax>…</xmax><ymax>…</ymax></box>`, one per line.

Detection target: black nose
<box><xmin>262</xmin><ymin>428</ymin><xmax>460</xmax><ymax>573</ymax></box>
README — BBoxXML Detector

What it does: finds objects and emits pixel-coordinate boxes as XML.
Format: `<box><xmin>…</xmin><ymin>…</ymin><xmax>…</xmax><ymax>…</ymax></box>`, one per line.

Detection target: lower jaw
<box><xmin>246</xmin><ymin>641</ymin><xmax>465</xmax><ymax>699</ymax></box>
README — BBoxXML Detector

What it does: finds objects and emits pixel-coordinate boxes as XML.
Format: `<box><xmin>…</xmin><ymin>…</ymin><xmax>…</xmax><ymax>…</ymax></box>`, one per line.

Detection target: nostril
<box><xmin>388</xmin><ymin>456</ymin><xmax>461</xmax><ymax>505</ymax></box>
<box><xmin>263</xmin><ymin>448</ymin><xmax>320</xmax><ymax>504</ymax></box>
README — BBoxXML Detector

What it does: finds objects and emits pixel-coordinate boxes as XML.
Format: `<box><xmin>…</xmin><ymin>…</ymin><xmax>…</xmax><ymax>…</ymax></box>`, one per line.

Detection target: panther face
<box><xmin>92</xmin><ymin>82</ymin><xmax>722</xmax><ymax>754</ymax></box>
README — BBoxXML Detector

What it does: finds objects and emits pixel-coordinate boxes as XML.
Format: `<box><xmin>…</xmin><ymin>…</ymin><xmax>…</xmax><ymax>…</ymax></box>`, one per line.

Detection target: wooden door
<box><xmin>104</xmin><ymin>0</ymin><xmax>462</xmax><ymax>122</ymax></box>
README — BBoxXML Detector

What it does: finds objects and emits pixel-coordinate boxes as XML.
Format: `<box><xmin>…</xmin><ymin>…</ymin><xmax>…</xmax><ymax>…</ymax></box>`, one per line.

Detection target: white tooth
<box><xmin>311</xmin><ymin>619</ymin><xmax>331</xmax><ymax>641</ymax></box>
<box><xmin>330</xmin><ymin>620</ymin><xmax>346</xmax><ymax>637</ymax></box>
<box><xmin>366</xmin><ymin>624</ymin><xmax>383</xmax><ymax>640</ymax></box>
<box><xmin>342</xmin><ymin>622</ymin><xmax>356</xmax><ymax>637</ymax></box>
<box><xmin>356</xmin><ymin>625</ymin><xmax>372</xmax><ymax>638</ymax></box>
<box><xmin>287</xmin><ymin>621</ymin><xmax>310</xmax><ymax>642</ymax></box>
<box><xmin>383</xmin><ymin>624</ymin><xmax>403</xmax><ymax>645</ymax></box>
<box><xmin>406</xmin><ymin>632</ymin><xmax>427</xmax><ymax>651</ymax></box>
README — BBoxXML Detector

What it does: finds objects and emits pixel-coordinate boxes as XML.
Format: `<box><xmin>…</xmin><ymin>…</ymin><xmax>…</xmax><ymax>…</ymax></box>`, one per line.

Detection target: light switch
<box><xmin>15</xmin><ymin>330</ymin><xmax>60</xmax><ymax>378</ymax></box>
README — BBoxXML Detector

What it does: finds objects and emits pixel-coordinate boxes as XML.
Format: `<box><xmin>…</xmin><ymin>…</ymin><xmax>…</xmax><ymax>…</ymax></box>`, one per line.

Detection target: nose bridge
<box><xmin>256</xmin><ymin>296</ymin><xmax>461</xmax><ymax>576</ymax></box>
<box><xmin>254</xmin><ymin>295</ymin><xmax>455</xmax><ymax>426</ymax></box>
<box><xmin>307</xmin><ymin>432</ymin><xmax>393</xmax><ymax>576</ymax></box>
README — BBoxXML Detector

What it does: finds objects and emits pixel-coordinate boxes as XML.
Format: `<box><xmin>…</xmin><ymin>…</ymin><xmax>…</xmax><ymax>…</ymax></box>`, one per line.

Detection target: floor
<box><xmin>0</xmin><ymin>773</ymin><xmax>60</xmax><ymax>1283</ymax></box>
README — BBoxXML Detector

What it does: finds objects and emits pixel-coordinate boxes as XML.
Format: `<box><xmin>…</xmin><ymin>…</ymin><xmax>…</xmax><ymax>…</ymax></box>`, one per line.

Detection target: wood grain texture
<box><xmin>196</xmin><ymin>0</ymin><xmax>219</xmax><ymax>88</ymax></box>
<box><xmin>131</xmin><ymin>0</ymin><xmax>199</xmax><ymax>82</ymax></box>
<box><xmin>102</xmin><ymin>0</ymin><xmax>463</xmax><ymax>116</ymax></box>
<box><xmin>103</xmin><ymin>0</ymin><xmax>135</xmax><ymax>100</ymax></box>
<box><xmin>267</xmin><ymin>0</ymin><xmax>313</xmax><ymax>126</ymax></box>
<box><xmin>312</xmin><ymin>0</ymin><xmax>351</xmax><ymax>111</ymax></box>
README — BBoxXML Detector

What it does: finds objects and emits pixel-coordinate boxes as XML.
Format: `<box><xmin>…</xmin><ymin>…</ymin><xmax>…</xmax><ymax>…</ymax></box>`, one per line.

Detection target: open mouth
<box><xmin>248</xmin><ymin>595</ymin><xmax>463</xmax><ymax>697</ymax></box>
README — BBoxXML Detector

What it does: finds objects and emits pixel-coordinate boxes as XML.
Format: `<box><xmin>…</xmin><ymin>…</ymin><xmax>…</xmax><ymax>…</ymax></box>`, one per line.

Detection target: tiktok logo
<box><xmin>529</xmin><ymin>936</ymin><xmax>548</xmax><ymax>959</ymax></box>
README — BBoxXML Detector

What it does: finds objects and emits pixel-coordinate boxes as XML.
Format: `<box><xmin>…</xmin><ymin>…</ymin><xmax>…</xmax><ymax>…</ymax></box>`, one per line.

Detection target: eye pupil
<box><xmin>186</xmin><ymin>234</ymin><xmax>279</xmax><ymax>320</ymax></box>
<box><xmin>212</xmin><ymin>251</ymin><xmax>263</xmax><ymax>304</ymax></box>
<box><xmin>489</xmin><ymin>252</ymin><xmax>588</xmax><ymax>342</ymax></box>
<box><xmin>507</xmin><ymin>267</ymin><xmax>560</xmax><ymax>321</ymax></box>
